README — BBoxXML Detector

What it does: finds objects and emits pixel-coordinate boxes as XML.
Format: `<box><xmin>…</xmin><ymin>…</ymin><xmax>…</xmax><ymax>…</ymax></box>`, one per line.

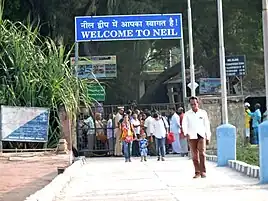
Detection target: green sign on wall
<box><xmin>87</xmin><ymin>84</ymin><xmax>106</xmax><ymax>102</ymax></box>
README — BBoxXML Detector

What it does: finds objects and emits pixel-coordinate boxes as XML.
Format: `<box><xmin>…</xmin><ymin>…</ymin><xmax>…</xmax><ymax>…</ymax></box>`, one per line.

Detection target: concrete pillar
<box><xmin>167</xmin><ymin>86</ymin><xmax>175</xmax><ymax>104</ymax></box>
<box><xmin>216</xmin><ymin>124</ymin><xmax>236</xmax><ymax>166</ymax></box>
<box><xmin>59</xmin><ymin>108</ymin><xmax>72</xmax><ymax>151</ymax></box>
<box><xmin>258</xmin><ymin>121</ymin><xmax>268</xmax><ymax>184</ymax></box>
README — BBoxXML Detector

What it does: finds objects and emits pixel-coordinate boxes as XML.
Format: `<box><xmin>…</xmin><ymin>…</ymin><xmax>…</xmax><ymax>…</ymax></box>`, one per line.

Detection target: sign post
<box><xmin>180</xmin><ymin>25</ymin><xmax>187</xmax><ymax>106</ymax></box>
<box><xmin>71</xmin><ymin>56</ymin><xmax>117</xmax><ymax>79</ymax></box>
<box><xmin>187</xmin><ymin>0</ymin><xmax>196</xmax><ymax>97</ymax></box>
<box><xmin>87</xmin><ymin>84</ymin><xmax>106</xmax><ymax>102</ymax></box>
<box><xmin>225</xmin><ymin>55</ymin><xmax>246</xmax><ymax>77</ymax></box>
<box><xmin>75</xmin><ymin>14</ymin><xmax>182</xmax><ymax>42</ymax></box>
<box><xmin>74</xmin><ymin>13</ymin><xmax>183</xmax><ymax>154</ymax></box>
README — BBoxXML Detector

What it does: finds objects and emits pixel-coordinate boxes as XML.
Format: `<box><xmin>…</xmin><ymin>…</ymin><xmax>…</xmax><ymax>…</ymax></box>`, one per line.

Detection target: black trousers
<box><xmin>132</xmin><ymin>134</ymin><xmax>140</xmax><ymax>156</ymax></box>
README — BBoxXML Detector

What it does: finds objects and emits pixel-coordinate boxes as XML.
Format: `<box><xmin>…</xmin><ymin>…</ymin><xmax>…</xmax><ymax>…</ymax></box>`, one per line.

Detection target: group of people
<box><xmin>113</xmin><ymin>106</ymin><xmax>189</xmax><ymax>162</ymax></box>
<box><xmin>244</xmin><ymin>102</ymin><xmax>263</xmax><ymax>144</ymax></box>
<box><xmin>114</xmin><ymin>96</ymin><xmax>212</xmax><ymax>179</ymax></box>
<box><xmin>79</xmin><ymin>96</ymin><xmax>212</xmax><ymax>178</ymax></box>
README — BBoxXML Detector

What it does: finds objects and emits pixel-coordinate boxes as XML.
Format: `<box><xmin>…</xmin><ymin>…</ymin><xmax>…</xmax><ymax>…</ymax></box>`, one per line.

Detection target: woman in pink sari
<box><xmin>120</xmin><ymin>114</ymin><xmax>135</xmax><ymax>162</ymax></box>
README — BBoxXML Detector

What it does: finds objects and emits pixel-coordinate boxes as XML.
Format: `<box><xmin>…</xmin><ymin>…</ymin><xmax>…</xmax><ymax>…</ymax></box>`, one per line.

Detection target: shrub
<box><xmin>0</xmin><ymin>0</ymin><xmax>91</xmax><ymax>148</ymax></box>
<box><xmin>236</xmin><ymin>140</ymin><xmax>259</xmax><ymax>166</ymax></box>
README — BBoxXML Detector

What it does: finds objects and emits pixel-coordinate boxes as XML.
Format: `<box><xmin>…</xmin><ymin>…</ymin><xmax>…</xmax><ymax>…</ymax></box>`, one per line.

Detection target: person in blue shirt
<box><xmin>247</xmin><ymin>103</ymin><xmax>262</xmax><ymax>144</ymax></box>
<box><xmin>139</xmin><ymin>133</ymin><xmax>148</xmax><ymax>162</ymax></box>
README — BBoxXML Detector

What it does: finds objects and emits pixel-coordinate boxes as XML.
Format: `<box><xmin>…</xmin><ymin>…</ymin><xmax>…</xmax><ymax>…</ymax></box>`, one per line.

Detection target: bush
<box><xmin>0</xmin><ymin>0</ymin><xmax>91</xmax><ymax>148</ymax></box>
<box><xmin>236</xmin><ymin>140</ymin><xmax>259</xmax><ymax>166</ymax></box>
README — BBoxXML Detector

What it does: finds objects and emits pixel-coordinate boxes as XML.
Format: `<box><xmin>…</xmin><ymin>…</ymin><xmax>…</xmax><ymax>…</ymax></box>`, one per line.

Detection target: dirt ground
<box><xmin>0</xmin><ymin>152</ymin><xmax>69</xmax><ymax>201</ymax></box>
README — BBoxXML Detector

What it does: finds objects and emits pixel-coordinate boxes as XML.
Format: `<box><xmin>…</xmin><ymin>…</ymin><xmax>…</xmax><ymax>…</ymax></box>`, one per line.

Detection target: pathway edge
<box><xmin>24</xmin><ymin>156</ymin><xmax>86</xmax><ymax>201</ymax></box>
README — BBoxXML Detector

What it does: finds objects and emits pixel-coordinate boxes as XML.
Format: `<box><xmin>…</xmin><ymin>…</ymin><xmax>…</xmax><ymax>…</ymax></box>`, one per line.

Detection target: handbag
<box><xmin>96</xmin><ymin>120</ymin><xmax>107</xmax><ymax>143</ymax></box>
<box><xmin>167</xmin><ymin>132</ymin><xmax>175</xmax><ymax>144</ymax></box>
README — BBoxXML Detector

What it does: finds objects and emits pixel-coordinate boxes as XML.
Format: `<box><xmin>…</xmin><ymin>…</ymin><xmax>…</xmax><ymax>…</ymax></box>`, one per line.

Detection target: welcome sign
<box><xmin>75</xmin><ymin>14</ymin><xmax>182</xmax><ymax>42</ymax></box>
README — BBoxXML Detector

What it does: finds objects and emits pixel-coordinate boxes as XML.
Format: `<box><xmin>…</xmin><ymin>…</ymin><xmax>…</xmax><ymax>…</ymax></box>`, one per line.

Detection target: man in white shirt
<box><xmin>152</xmin><ymin>112</ymin><xmax>169</xmax><ymax>161</ymax></box>
<box><xmin>182</xmin><ymin>96</ymin><xmax>211</xmax><ymax>178</ymax></box>
<box><xmin>114</xmin><ymin>107</ymin><xmax>124</xmax><ymax>156</ymax></box>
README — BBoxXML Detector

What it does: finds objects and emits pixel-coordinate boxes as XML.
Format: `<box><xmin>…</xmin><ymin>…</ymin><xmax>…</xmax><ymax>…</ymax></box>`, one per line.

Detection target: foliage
<box><xmin>1</xmin><ymin>0</ymin><xmax>265</xmax><ymax>103</ymax></box>
<box><xmin>236</xmin><ymin>140</ymin><xmax>259</xmax><ymax>166</ymax></box>
<box><xmin>0</xmin><ymin>0</ymin><xmax>90</xmax><ymax>148</ymax></box>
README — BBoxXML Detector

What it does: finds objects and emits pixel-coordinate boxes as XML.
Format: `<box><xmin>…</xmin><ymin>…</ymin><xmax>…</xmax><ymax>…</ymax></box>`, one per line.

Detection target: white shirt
<box><xmin>182</xmin><ymin>109</ymin><xmax>211</xmax><ymax>140</ymax></box>
<box><xmin>114</xmin><ymin>113</ymin><xmax>122</xmax><ymax>128</ymax></box>
<box><xmin>152</xmin><ymin>117</ymin><xmax>169</xmax><ymax>139</ymax></box>
<box><xmin>131</xmin><ymin>119</ymin><xmax>140</xmax><ymax>134</ymax></box>
<box><xmin>144</xmin><ymin>116</ymin><xmax>153</xmax><ymax>136</ymax></box>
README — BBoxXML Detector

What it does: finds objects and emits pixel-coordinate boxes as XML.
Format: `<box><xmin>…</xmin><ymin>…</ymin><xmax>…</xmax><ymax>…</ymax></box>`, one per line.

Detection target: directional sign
<box><xmin>75</xmin><ymin>14</ymin><xmax>182</xmax><ymax>42</ymax></box>
<box><xmin>187</xmin><ymin>82</ymin><xmax>199</xmax><ymax>90</ymax></box>
<box><xmin>225</xmin><ymin>55</ymin><xmax>246</xmax><ymax>77</ymax></box>
<box><xmin>87</xmin><ymin>84</ymin><xmax>106</xmax><ymax>102</ymax></box>
<box><xmin>71</xmin><ymin>56</ymin><xmax>117</xmax><ymax>79</ymax></box>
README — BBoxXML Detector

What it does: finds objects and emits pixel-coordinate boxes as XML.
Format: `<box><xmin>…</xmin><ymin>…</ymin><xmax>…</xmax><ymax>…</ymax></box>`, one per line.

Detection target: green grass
<box><xmin>236</xmin><ymin>142</ymin><xmax>259</xmax><ymax>166</ymax></box>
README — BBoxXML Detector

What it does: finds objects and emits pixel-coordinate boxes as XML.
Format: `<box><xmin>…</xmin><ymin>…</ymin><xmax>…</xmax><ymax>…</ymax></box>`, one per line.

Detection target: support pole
<box><xmin>263</xmin><ymin>0</ymin><xmax>268</xmax><ymax>111</ymax></box>
<box><xmin>217</xmin><ymin>0</ymin><xmax>228</xmax><ymax>123</ymax></box>
<box><xmin>216</xmin><ymin>0</ymin><xmax>236</xmax><ymax>167</ymax></box>
<box><xmin>180</xmin><ymin>31</ymin><xmax>187</xmax><ymax>106</ymax></box>
<box><xmin>187</xmin><ymin>0</ymin><xmax>195</xmax><ymax>97</ymax></box>
<box><xmin>70</xmin><ymin>42</ymin><xmax>79</xmax><ymax>165</ymax></box>
<box><xmin>258</xmin><ymin>0</ymin><xmax>268</xmax><ymax>184</ymax></box>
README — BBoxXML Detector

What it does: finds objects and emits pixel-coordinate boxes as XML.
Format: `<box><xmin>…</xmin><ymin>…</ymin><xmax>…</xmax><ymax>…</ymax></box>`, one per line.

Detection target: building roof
<box><xmin>163</xmin><ymin>67</ymin><xmax>209</xmax><ymax>84</ymax></box>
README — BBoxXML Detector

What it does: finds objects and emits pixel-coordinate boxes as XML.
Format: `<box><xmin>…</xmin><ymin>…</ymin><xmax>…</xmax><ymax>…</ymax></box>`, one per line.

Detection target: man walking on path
<box><xmin>182</xmin><ymin>97</ymin><xmax>211</xmax><ymax>178</ymax></box>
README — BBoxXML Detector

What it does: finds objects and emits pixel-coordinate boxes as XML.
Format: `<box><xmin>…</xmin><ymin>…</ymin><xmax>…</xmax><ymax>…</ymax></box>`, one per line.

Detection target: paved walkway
<box><xmin>54</xmin><ymin>156</ymin><xmax>268</xmax><ymax>201</ymax></box>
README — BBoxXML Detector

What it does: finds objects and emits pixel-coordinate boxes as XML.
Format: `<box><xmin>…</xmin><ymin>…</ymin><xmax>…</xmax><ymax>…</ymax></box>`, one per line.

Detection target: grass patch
<box><xmin>237</xmin><ymin>142</ymin><xmax>259</xmax><ymax>166</ymax></box>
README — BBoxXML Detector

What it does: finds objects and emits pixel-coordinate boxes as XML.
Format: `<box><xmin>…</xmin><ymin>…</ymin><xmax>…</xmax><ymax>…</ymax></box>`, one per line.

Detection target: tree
<box><xmin>0</xmin><ymin>0</ymin><xmax>90</xmax><ymax>148</ymax></box>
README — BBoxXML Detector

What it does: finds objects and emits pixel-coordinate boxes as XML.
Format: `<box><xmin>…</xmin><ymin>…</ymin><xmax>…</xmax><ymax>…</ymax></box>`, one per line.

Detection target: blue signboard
<box><xmin>1</xmin><ymin>106</ymin><xmax>49</xmax><ymax>142</ymax></box>
<box><xmin>75</xmin><ymin>14</ymin><xmax>182</xmax><ymax>42</ymax></box>
<box><xmin>199</xmin><ymin>78</ymin><xmax>221</xmax><ymax>95</ymax></box>
<box><xmin>225</xmin><ymin>55</ymin><xmax>246</xmax><ymax>77</ymax></box>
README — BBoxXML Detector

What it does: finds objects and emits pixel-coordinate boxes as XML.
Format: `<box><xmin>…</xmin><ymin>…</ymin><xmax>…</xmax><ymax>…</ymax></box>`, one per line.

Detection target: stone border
<box><xmin>205</xmin><ymin>154</ymin><xmax>260</xmax><ymax>179</ymax></box>
<box><xmin>228</xmin><ymin>160</ymin><xmax>260</xmax><ymax>179</ymax></box>
<box><xmin>206</xmin><ymin>154</ymin><xmax>218</xmax><ymax>162</ymax></box>
<box><xmin>24</xmin><ymin>156</ymin><xmax>86</xmax><ymax>201</ymax></box>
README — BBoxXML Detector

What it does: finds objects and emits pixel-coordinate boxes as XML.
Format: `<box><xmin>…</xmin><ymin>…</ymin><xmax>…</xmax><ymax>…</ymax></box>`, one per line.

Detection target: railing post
<box><xmin>258</xmin><ymin>121</ymin><xmax>268</xmax><ymax>184</ymax></box>
<box><xmin>216</xmin><ymin>124</ymin><xmax>236</xmax><ymax>166</ymax></box>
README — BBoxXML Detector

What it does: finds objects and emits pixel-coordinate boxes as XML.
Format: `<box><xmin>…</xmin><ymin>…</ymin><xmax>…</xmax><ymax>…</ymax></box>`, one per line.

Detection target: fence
<box><xmin>77</xmin><ymin>102</ymin><xmax>184</xmax><ymax>156</ymax></box>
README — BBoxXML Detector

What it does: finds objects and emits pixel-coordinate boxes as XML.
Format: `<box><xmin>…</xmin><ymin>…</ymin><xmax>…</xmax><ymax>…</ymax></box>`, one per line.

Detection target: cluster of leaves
<box><xmin>2</xmin><ymin>0</ymin><xmax>265</xmax><ymax>103</ymax></box>
<box><xmin>0</xmin><ymin>0</ymin><xmax>90</xmax><ymax>148</ymax></box>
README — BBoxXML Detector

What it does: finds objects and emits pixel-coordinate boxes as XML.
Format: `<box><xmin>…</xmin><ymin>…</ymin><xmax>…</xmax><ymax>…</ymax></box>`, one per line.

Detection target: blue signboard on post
<box><xmin>225</xmin><ymin>55</ymin><xmax>246</xmax><ymax>77</ymax></box>
<box><xmin>75</xmin><ymin>14</ymin><xmax>182</xmax><ymax>42</ymax></box>
<box><xmin>0</xmin><ymin>106</ymin><xmax>49</xmax><ymax>142</ymax></box>
<box><xmin>199</xmin><ymin>78</ymin><xmax>221</xmax><ymax>95</ymax></box>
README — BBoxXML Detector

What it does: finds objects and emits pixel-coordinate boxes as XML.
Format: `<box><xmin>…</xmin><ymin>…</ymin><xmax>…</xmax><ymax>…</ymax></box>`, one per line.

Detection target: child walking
<box><xmin>139</xmin><ymin>133</ymin><xmax>148</xmax><ymax>162</ymax></box>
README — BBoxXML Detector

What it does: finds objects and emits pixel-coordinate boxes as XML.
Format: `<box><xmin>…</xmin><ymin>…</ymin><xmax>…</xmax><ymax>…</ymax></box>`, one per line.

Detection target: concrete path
<box><xmin>54</xmin><ymin>156</ymin><xmax>268</xmax><ymax>201</ymax></box>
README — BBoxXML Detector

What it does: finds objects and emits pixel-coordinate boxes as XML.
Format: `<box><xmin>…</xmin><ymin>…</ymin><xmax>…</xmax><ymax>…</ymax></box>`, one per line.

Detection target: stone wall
<box><xmin>197</xmin><ymin>95</ymin><xmax>245</xmax><ymax>149</ymax></box>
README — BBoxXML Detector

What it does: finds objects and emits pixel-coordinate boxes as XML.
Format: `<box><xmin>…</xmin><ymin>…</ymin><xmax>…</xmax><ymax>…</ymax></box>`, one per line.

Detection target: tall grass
<box><xmin>0</xmin><ymin>0</ymin><xmax>90</xmax><ymax>148</ymax></box>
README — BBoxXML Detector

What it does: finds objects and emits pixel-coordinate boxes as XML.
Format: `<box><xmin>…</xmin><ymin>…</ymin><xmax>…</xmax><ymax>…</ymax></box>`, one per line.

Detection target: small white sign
<box><xmin>187</xmin><ymin>82</ymin><xmax>199</xmax><ymax>90</ymax></box>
